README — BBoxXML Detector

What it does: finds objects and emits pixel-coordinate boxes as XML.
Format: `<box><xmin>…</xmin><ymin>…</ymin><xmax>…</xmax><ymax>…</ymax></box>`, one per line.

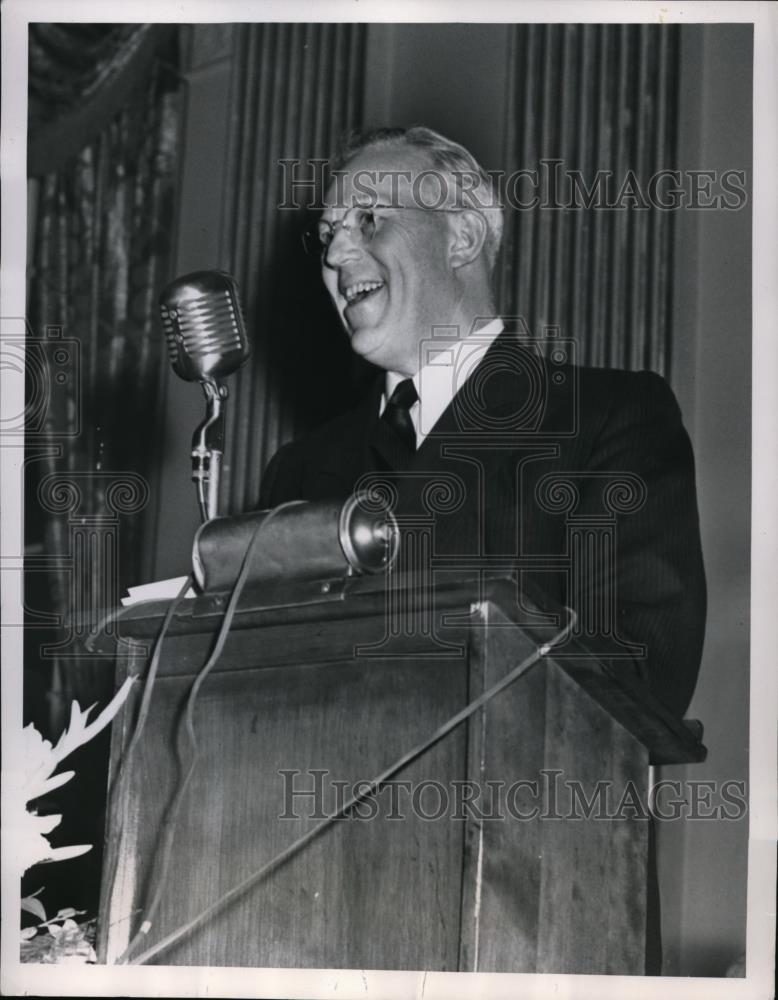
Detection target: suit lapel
<box><xmin>400</xmin><ymin>326</ymin><xmax>571</xmax><ymax>555</ymax></box>
<box><xmin>447</xmin><ymin>326</ymin><xmax>564</xmax><ymax>435</ymax></box>
<box><xmin>304</xmin><ymin>375</ymin><xmax>384</xmax><ymax>497</ymax></box>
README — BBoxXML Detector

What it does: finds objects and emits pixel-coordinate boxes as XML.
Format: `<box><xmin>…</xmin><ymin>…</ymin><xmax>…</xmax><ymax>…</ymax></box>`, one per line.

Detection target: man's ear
<box><xmin>449</xmin><ymin>209</ymin><xmax>488</xmax><ymax>269</ymax></box>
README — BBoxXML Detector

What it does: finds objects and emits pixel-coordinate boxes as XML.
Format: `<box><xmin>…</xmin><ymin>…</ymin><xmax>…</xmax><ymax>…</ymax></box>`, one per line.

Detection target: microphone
<box><xmin>159</xmin><ymin>270</ymin><xmax>251</xmax><ymax>382</ymax></box>
<box><xmin>158</xmin><ymin>271</ymin><xmax>251</xmax><ymax>522</ymax></box>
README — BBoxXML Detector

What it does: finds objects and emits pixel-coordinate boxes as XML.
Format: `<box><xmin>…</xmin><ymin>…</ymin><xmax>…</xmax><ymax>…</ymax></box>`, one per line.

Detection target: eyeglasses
<box><xmin>301</xmin><ymin>204</ymin><xmax>462</xmax><ymax>259</ymax></box>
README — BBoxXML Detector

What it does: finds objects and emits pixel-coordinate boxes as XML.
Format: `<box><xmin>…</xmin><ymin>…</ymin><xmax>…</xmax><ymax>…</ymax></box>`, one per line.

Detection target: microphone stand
<box><xmin>192</xmin><ymin>377</ymin><xmax>229</xmax><ymax>522</ymax></box>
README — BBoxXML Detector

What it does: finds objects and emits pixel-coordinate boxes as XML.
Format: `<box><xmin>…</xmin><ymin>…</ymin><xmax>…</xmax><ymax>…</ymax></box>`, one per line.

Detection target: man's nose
<box><xmin>323</xmin><ymin>226</ymin><xmax>363</xmax><ymax>269</ymax></box>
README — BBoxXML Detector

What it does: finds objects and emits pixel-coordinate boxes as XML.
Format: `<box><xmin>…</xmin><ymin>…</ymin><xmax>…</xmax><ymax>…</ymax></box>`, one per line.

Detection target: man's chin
<box><xmin>348</xmin><ymin>324</ymin><xmax>380</xmax><ymax>353</ymax></box>
<box><xmin>347</xmin><ymin>325</ymin><xmax>394</xmax><ymax>369</ymax></box>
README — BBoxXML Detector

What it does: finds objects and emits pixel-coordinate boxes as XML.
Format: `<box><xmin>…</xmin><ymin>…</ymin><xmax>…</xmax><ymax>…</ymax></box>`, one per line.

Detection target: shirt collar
<box><xmin>382</xmin><ymin>318</ymin><xmax>504</xmax><ymax>444</ymax></box>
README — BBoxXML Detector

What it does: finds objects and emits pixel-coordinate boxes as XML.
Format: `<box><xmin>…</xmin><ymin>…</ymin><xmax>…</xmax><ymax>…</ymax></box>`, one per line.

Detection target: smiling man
<box><xmin>260</xmin><ymin>126</ymin><xmax>706</xmax><ymax>726</ymax></box>
<box><xmin>315</xmin><ymin>137</ymin><xmax>501</xmax><ymax>378</ymax></box>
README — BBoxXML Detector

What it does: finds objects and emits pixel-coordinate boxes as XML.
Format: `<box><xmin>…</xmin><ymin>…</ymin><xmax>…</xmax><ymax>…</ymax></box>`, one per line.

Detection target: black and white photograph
<box><xmin>1</xmin><ymin>2</ymin><xmax>776</xmax><ymax>998</ymax></box>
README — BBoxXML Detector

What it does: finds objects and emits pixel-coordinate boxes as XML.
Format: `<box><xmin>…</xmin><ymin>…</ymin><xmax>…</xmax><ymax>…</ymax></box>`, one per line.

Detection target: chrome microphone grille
<box><xmin>159</xmin><ymin>271</ymin><xmax>251</xmax><ymax>382</ymax></box>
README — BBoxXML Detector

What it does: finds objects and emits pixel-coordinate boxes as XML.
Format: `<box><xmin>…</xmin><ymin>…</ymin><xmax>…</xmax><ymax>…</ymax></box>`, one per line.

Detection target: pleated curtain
<box><xmin>217</xmin><ymin>23</ymin><xmax>367</xmax><ymax>516</ymax></box>
<box><xmin>498</xmin><ymin>24</ymin><xmax>680</xmax><ymax>377</ymax></box>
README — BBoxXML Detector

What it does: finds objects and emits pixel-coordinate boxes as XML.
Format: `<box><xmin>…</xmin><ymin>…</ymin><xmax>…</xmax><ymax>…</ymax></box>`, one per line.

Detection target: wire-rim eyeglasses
<box><xmin>301</xmin><ymin>203</ymin><xmax>463</xmax><ymax>258</ymax></box>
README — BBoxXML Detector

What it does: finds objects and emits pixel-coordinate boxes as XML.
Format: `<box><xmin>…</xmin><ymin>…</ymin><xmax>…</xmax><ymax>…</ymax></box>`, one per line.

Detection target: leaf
<box><xmin>47</xmin><ymin>918</ymin><xmax>79</xmax><ymax>941</ymax></box>
<box><xmin>7</xmin><ymin>678</ymin><xmax>136</xmax><ymax>881</ymax></box>
<box><xmin>10</xmin><ymin>813</ymin><xmax>66</xmax><ymax>872</ymax></box>
<box><xmin>38</xmin><ymin>908</ymin><xmax>86</xmax><ymax>929</ymax></box>
<box><xmin>35</xmin><ymin>813</ymin><xmax>63</xmax><ymax>836</ymax></box>
<box><xmin>35</xmin><ymin>769</ymin><xmax>75</xmax><ymax>798</ymax></box>
<box><xmin>11</xmin><ymin>811</ymin><xmax>90</xmax><ymax>873</ymax></box>
<box><xmin>21</xmin><ymin>927</ymin><xmax>38</xmax><ymax>941</ymax></box>
<box><xmin>50</xmin><ymin>677</ymin><xmax>135</xmax><ymax>768</ymax></box>
<box><xmin>21</xmin><ymin>896</ymin><xmax>47</xmax><ymax>922</ymax></box>
<box><xmin>38</xmin><ymin>844</ymin><xmax>92</xmax><ymax>864</ymax></box>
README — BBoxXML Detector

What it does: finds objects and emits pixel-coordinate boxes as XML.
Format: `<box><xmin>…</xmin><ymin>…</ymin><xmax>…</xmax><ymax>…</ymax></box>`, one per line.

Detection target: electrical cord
<box><xmin>101</xmin><ymin>573</ymin><xmax>195</xmax><ymax>926</ymax></box>
<box><xmin>124</xmin><ymin>607</ymin><xmax>578</xmax><ymax>966</ymax></box>
<box><xmin>85</xmin><ymin>601</ymin><xmax>147</xmax><ymax>655</ymax></box>
<box><xmin>114</xmin><ymin>501</ymin><xmax>305</xmax><ymax>965</ymax></box>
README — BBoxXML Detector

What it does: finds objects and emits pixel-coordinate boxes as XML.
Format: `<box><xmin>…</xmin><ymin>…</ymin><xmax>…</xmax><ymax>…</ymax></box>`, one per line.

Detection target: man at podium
<box><xmin>259</xmin><ymin>125</ymin><xmax>707</xmax><ymax>719</ymax></box>
<box><xmin>97</xmin><ymin>129</ymin><xmax>711</xmax><ymax>973</ymax></box>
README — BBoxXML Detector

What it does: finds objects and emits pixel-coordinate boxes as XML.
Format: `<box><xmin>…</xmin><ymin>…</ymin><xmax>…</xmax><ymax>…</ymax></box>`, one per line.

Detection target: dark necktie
<box><xmin>381</xmin><ymin>378</ymin><xmax>418</xmax><ymax>453</ymax></box>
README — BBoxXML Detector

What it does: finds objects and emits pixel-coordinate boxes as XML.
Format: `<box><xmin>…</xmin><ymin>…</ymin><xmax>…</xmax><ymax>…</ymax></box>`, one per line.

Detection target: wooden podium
<box><xmin>96</xmin><ymin>573</ymin><xmax>704</xmax><ymax>972</ymax></box>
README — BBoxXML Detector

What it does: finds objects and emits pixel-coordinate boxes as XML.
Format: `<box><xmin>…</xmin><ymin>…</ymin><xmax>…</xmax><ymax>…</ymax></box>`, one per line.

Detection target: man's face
<box><xmin>320</xmin><ymin>145</ymin><xmax>458</xmax><ymax>375</ymax></box>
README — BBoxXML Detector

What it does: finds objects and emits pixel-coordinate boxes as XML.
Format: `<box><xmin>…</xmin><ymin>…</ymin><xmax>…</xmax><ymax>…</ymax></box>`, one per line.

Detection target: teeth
<box><xmin>344</xmin><ymin>280</ymin><xmax>384</xmax><ymax>303</ymax></box>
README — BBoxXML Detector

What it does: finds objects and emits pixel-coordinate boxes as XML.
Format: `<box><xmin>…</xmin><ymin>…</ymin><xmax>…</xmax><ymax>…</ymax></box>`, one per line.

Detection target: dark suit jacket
<box><xmin>260</xmin><ymin>328</ymin><xmax>706</xmax><ymax>718</ymax></box>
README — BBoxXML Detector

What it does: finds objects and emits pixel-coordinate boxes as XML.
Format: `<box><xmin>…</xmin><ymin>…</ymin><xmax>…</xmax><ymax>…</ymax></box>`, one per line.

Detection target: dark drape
<box><xmin>498</xmin><ymin>24</ymin><xmax>680</xmax><ymax>377</ymax></box>
<box><xmin>25</xmin><ymin>25</ymin><xmax>181</xmax><ymax>733</ymax></box>
<box><xmin>28</xmin><ymin>23</ymin><xmax>176</xmax><ymax>177</ymax></box>
<box><xmin>217</xmin><ymin>23</ymin><xmax>368</xmax><ymax>515</ymax></box>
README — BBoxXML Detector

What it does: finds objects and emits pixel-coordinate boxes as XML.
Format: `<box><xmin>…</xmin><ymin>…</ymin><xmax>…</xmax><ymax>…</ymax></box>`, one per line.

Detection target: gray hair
<box><xmin>332</xmin><ymin>125</ymin><xmax>504</xmax><ymax>272</ymax></box>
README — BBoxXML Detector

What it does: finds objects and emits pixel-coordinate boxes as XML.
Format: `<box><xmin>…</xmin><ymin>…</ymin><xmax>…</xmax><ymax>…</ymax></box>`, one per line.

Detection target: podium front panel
<box><xmin>101</xmin><ymin>602</ymin><xmax>473</xmax><ymax>968</ymax></box>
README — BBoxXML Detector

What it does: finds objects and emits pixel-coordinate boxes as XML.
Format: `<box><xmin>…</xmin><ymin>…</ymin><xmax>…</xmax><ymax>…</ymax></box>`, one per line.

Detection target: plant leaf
<box><xmin>50</xmin><ymin>678</ymin><xmax>134</xmax><ymax>768</ymax></box>
<box><xmin>8</xmin><ymin>678</ymin><xmax>136</xmax><ymax>881</ymax></box>
<box><xmin>38</xmin><ymin>844</ymin><xmax>92</xmax><ymax>864</ymax></box>
<box><xmin>35</xmin><ymin>813</ymin><xmax>62</xmax><ymax>836</ymax></box>
<box><xmin>36</xmin><ymin>770</ymin><xmax>75</xmax><ymax>798</ymax></box>
<box><xmin>38</xmin><ymin>908</ymin><xmax>86</xmax><ymax>928</ymax></box>
<box><xmin>21</xmin><ymin>896</ymin><xmax>47</xmax><ymax>922</ymax></box>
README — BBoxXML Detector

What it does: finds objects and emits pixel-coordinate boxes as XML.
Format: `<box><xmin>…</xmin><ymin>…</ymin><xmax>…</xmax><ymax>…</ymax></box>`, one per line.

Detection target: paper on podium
<box><xmin>120</xmin><ymin>576</ymin><xmax>195</xmax><ymax>607</ymax></box>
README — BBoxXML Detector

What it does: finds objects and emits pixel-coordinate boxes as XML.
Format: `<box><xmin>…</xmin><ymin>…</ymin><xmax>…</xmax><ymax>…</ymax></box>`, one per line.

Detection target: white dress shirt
<box><xmin>380</xmin><ymin>318</ymin><xmax>504</xmax><ymax>447</ymax></box>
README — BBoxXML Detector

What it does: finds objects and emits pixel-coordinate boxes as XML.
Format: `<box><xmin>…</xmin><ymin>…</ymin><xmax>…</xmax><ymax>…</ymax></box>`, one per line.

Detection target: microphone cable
<box><xmin>122</xmin><ymin>606</ymin><xmax>578</xmax><ymax>966</ymax></box>
<box><xmin>100</xmin><ymin>572</ymin><xmax>195</xmax><ymax>947</ymax></box>
<box><xmin>114</xmin><ymin>501</ymin><xmax>305</xmax><ymax>965</ymax></box>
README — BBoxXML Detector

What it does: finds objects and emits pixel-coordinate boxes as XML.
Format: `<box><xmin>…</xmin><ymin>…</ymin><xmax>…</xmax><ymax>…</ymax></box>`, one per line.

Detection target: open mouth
<box><xmin>343</xmin><ymin>280</ymin><xmax>385</xmax><ymax>306</ymax></box>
